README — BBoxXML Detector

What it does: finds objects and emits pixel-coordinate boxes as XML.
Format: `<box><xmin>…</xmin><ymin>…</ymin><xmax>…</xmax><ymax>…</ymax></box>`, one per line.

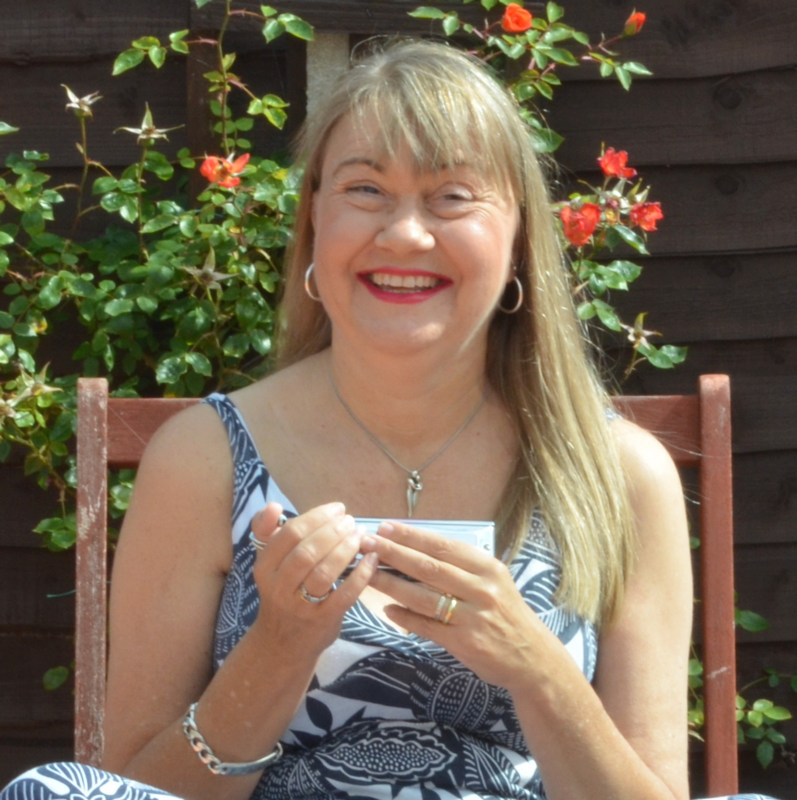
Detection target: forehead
<box><xmin>319</xmin><ymin>111</ymin><xmax>500</xmax><ymax>186</ymax></box>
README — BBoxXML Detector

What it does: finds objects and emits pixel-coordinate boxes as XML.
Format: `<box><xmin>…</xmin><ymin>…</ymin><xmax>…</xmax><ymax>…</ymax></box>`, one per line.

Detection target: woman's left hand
<box><xmin>362</xmin><ymin>522</ymin><xmax>550</xmax><ymax>691</ymax></box>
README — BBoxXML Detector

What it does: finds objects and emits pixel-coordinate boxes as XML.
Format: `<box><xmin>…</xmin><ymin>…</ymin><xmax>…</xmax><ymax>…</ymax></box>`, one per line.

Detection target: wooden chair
<box><xmin>75</xmin><ymin>374</ymin><xmax>738</xmax><ymax>795</ymax></box>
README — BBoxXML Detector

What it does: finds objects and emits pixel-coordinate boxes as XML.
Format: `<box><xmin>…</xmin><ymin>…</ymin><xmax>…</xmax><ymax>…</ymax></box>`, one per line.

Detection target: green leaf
<box><xmin>279</xmin><ymin>14</ymin><xmax>314</xmax><ymax>41</ymax></box>
<box><xmin>481</xmin><ymin>0</ymin><xmax>499</xmax><ymax>9</ymax></box>
<box><xmin>119</xmin><ymin>197</ymin><xmax>139</xmax><ymax>223</ymax></box>
<box><xmin>132</xmin><ymin>36</ymin><xmax>160</xmax><ymax>50</ymax></box>
<box><xmin>141</xmin><ymin>214</ymin><xmax>177</xmax><ymax>234</ymax></box>
<box><xmin>264</xmin><ymin>107</ymin><xmax>288</xmax><ymax>130</ymax></box>
<box><xmin>736</xmin><ymin>608</ymin><xmax>770</xmax><ymax>632</ymax></box>
<box><xmin>546</xmin><ymin>2</ymin><xmax>564</xmax><ymax>22</ymax></box>
<box><xmin>262</xmin><ymin>18</ymin><xmax>284</xmax><ymax>42</ymax></box>
<box><xmin>43</xmin><ymin>666</ymin><xmax>70</xmax><ymax>691</ymax></box>
<box><xmin>0</xmin><ymin>122</ymin><xmax>19</xmax><ymax>136</ymax></box>
<box><xmin>179</xmin><ymin>215</ymin><xmax>199</xmax><ymax>237</ymax></box>
<box><xmin>576</xmin><ymin>301</ymin><xmax>596</xmax><ymax>320</ymax></box>
<box><xmin>222</xmin><ymin>333</ymin><xmax>250</xmax><ymax>358</ymax></box>
<box><xmin>0</xmin><ymin>232</ymin><xmax>14</xmax><ymax>245</ymax></box>
<box><xmin>763</xmin><ymin>705</ymin><xmax>793</xmax><ymax>721</ymax></box>
<box><xmin>615</xmin><ymin>65</ymin><xmax>631</xmax><ymax>91</ymax></box>
<box><xmin>408</xmin><ymin>7</ymin><xmax>447</xmax><ymax>18</ymax></box>
<box><xmin>442</xmin><ymin>14</ymin><xmax>461</xmax><ymax>36</ymax></box>
<box><xmin>112</xmin><ymin>48</ymin><xmax>146</xmax><ymax>76</ymax></box>
<box><xmin>624</xmin><ymin>61</ymin><xmax>653</xmax><ymax>76</ymax></box>
<box><xmin>592</xmin><ymin>299</ymin><xmax>621</xmax><ymax>331</ymax></box>
<box><xmin>791</xmin><ymin>676</ymin><xmax>797</xmax><ymax>693</ymax></box>
<box><xmin>149</xmin><ymin>45</ymin><xmax>167</xmax><ymax>69</ymax></box>
<box><xmin>748</xmin><ymin>710</ymin><xmax>764</xmax><ymax>727</ymax></box>
<box><xmin>195</xmin><ymin>0</ymin><xmax>216</xmax><ymax>8</ymax></box>
<box><xmin>136</xmin><ymin>295</ymin><xmax>158</xmax><ymax>314</ymax></box>
<box><xmin>756</xmin><ymin>740</ymin><xmax>774</xmax><ymax>769</ymax></box>
<box><xmin>156</xmin><ymin>355</ymin><xmax>187</xmax><ymax>384</ymax></box>
<box><xmin>261</xmin><ymin>5</ymin><xmax>277</xmax><ymax>16</ymax></box>
<box><xmin>250</xmin><ymin>328</ymin><xmax>272</xmax><ymax>355</ymax></box>
<box><xmin>0</xmin><ymin>311</ymin><xmax>13</xmax><ymax>328</ymax></box>
<box><xmin>546</xmin><ymin>48</ymin><xmax>579</xmax><ymax>66</ymax></box>
<box><xmin>235</xmin><ymin>116</ymin><xmax>254</xmax><ymax>131</ymax></box>
<box><xmin>104</xmin><ymin>298</ymin><xmax>134</xmax><ymax>317</ymax></box>
<box><xmin>37</xmin><ymin>277</ymin><xmax>63</xmax><ymax>310</ymax></box>
<box><xmin>613</xmin><ymin>224</ymin><xmax>649</xmax><ymax>255</ymax></box>
<box><xmin>185</xmin><ymin>352</ymin><xmax>212</xmax><ymax>376</ymax></box>
<box><xmin>92</xmin><ymin>176</ymin><xmax>119</xmax><ymax>195</ymax></box>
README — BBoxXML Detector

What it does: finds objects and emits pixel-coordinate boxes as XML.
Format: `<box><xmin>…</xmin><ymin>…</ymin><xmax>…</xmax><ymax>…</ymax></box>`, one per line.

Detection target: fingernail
<box><xmin>360</xmin><ymin>535</ymin><xmax>378</xmax><ymax>552</ymax></box>
<box><xmin>378</xmin><ymin>522</ymin><xmax>395</xmax><ymax>537</ymax></box>
<box><xmin>328</xmin><ymin>502</ymin><xmax>346</xmax><ymax>515</ymax></box>
<box><xmin>364</xmin><ymin>552</ymin><xmax>379</xmax><ymax>567</ymax></box>
<box><xmin>337</xmin><ymin>514</ymin><xmax>356</xmax><ymax>533</ymax></box>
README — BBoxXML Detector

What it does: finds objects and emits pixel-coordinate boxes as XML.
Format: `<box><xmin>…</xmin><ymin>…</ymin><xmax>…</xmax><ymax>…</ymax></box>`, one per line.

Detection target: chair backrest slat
<box><xmin>75</xmin><ymin>375</ymin><xmax>738</xmax><ymax>795</ymax></box>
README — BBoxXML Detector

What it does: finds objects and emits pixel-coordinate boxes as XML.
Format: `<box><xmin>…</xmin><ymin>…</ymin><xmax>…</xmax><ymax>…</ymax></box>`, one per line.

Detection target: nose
<box><xmin>374</xmin><ymin>200</ymin><xmax>435</xmax><ymax>254</ymax></box>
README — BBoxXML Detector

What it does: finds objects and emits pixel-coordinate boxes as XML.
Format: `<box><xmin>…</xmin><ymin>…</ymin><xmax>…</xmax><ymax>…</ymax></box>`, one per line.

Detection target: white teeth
<box><xmin>369</xmin><ymin>272</ymin><xmax>441</xmax><ymax>290</ymax></box>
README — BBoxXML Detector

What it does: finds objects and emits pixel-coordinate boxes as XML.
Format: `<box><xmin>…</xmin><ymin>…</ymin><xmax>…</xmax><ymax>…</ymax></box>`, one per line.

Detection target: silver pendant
<box><xmin>407</xmin><ymin>472</ymin><xmax>423</xmax><ymax>517</ymax></box>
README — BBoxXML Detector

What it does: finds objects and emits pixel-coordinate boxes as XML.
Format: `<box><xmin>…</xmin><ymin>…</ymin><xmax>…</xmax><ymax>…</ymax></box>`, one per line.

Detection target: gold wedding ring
<box><xmin>434</xmin><ymin>593</ymin><xmax>458</xmax><ymax>625</ymax></box>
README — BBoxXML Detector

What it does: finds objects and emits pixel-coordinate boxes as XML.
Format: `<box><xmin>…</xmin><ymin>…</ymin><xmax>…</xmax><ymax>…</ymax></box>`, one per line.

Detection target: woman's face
<box><xmin>311</xmin><ymin>113</ymin><xmax>520</xmax><ymax>360</ymax></box>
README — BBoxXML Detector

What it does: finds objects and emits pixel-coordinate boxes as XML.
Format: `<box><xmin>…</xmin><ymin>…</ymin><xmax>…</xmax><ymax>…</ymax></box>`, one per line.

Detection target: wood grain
<box><xmin>0</xmin><ymin>635</ymin><xmax>73</xmax><ymax>725</ymax></box>
<box><xmin>550</xmin><ymin>70</ymin><xmax>797</xmax><ymax>170</ymax></box>
<box><xmin>610</xmin><ymin>253</ymin><xmax>797</xmax><ymax>343</ymax></box>
<box><xmin>0</xmin><ymin>549</ymin><xmax>74</xmax><ymax>630</ymax></box>
<box><xmin>0</xmin><ymin>0</ymin><xmax>187</xmax><ymax>63</ymax></box>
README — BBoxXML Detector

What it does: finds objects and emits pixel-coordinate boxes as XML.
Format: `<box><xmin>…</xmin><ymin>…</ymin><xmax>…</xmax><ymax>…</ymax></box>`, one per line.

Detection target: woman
<box><xmin>1</xmin><ymin>40</ymin><xmax>779</xmax><ymax>800</ymax></box>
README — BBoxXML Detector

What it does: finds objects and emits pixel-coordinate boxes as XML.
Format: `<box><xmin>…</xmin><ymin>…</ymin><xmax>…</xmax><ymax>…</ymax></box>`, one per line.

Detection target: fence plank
<box><xmin>0</xmin><ymin>549</ymin><xmax>74</xmax><ymax>629</ymax></box>
<box><xmin>551</xmin><ymin>70</ymin><xmax>797</xmax><ymax>170</ymax></box>
<box><xmin>611</xmin><ymin>253</ymin><xmax>797</xmax><ymax>343</ymax></box>
<box><xmin>0</xmin><ymin>0</ymin><xmax>186</xmax><ymax>63</ymax></box>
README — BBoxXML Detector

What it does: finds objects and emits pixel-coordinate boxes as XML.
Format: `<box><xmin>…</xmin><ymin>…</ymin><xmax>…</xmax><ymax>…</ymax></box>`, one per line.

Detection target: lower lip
<box><xmin>358</xmin><ymin>275</ymin><xmax>450</xmax><ymax>305</ymax></box>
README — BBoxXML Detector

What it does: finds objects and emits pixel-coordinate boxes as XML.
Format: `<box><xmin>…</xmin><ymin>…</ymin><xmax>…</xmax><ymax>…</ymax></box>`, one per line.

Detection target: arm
<box><xmin>102</xmin><ymin>404</ymin><xmax>377</xmax><ymax>800</ymax></box>
<box><xmin>365</xmin><ymin>419</ymin><xmax>692</xmax><ymax>800</ymax></box>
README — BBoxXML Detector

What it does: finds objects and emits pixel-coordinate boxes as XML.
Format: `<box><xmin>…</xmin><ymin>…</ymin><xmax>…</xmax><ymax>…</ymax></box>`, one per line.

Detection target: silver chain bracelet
<box><xmin>182</xmin><ymin>702</ymin><xmax>283</xmax><ymax>777</ymax></box>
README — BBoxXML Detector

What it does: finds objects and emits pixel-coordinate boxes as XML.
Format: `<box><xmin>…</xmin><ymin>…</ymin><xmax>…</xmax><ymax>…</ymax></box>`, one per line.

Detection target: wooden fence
<box><xmin>0</xmin><ymin>1</ymin><xmax>795</xmax><ymax>795</ymax></box>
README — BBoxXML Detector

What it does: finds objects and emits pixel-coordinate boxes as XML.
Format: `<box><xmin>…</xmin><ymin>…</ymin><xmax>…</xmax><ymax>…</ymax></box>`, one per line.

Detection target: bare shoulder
<box><xmin>610</xmin><ymin>417</ymin><xmax>683</xmax><ymax>497</ymax></box>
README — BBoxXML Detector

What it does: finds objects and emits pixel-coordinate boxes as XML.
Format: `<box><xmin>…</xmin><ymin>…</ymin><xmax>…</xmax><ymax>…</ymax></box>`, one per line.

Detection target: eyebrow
<box><xmin>332</xmin><ymin>157</ymin><xmax>385</xmax><ymax>177</ymax></box>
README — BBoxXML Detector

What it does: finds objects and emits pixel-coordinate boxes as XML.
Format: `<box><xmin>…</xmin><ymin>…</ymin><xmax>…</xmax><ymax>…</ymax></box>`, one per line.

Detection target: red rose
<box><xmin>624</xmin><ymin>11</ymin><xmax>646</xmax><ymax>36</ymax></box>
<box><xmin>560</xmin><ymin>203</ymin><xmax>602</xmax><ymax>246</ymax></box>
<box><xmin>199</xmin><ymin>153</ymin><xmax>251</xmax><ymax>188</ymax></box>
<box><xmin>502</xmin><ymin>3</ymin><xmax>533</xmax><ymax>33</ymax></box>
<box><xmin>597</xmin><ymin>148</ymin><xmax>637</xmax><ymax>179</ymax></box>
<box><xmin>630</xmin><ymin>202</ymin><xmax>663</xmax><ymax>231</ymax></box>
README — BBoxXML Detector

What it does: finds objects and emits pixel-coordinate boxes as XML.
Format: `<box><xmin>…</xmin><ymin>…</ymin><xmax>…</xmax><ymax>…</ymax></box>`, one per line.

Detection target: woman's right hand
<box><xmin>250</xmin><ymin>501</ymin><xmax>378</xmax><ymax>654</ymax></box>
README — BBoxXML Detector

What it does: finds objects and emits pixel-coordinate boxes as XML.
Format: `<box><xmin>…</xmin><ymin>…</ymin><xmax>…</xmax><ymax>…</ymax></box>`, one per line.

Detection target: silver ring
<box><xmin>299</xmin><ymin>584</ymin><xmax>332</xmax><ymax>604</ymax></box>
<box><xmin>249</xmin><ymin>514</ymin><xmax>288</xmax><ymax>550</ymax></box>
<box><xmin>249</xmin><ymin>530</ymin><xmax>268</xmax><ymax>551</ymax></box>
<box><xmin>433</xmin><ymin>593</ymin><xmax>449</xmax><ymax>621</ymax></box>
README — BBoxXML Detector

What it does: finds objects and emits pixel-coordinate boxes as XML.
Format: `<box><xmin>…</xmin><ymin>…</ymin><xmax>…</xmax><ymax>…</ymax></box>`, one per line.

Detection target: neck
<box><xmin>323</xmin><ymin>335</ymin><xmax>490</xmax><ymax>459</ymax></box>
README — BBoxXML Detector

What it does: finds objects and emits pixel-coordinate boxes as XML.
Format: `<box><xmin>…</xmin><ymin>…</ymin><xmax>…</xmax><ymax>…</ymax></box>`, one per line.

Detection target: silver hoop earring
<box><xmin>304</xmin><ymin>263</ymin><xmax>321</xmax><ymax>302</ymax></box>
<box><xmin>498</xmin><ymin>275</ymin><xmax>523</xmax><ymax>314</ymax></box>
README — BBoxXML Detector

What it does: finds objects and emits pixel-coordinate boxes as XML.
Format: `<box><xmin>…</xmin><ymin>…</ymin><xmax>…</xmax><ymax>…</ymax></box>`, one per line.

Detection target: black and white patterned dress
<box><xmin>0</xmin><ymin>394</ymin><xmax>780</xmax><ymax>800</ymax></box>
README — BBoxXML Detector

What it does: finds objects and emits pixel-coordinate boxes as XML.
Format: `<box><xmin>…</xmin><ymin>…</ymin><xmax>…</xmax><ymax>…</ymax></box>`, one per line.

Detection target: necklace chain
<box><xmin>330</xmin><ymin>376</ymin><xmax>486</xmax><ymax>517</ymax></box>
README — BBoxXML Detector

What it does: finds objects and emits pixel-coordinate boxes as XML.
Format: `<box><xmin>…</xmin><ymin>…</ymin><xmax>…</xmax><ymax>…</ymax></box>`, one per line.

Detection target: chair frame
<box><xmin>75</xmin><ymin>374</ymin><xmax>738</xmax><ymax>795</ymax></box>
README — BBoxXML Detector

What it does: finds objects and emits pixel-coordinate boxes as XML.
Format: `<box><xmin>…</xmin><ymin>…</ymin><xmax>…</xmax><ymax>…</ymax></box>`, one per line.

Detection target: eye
<box><xmin>348</xmin><ymin>183</ymin><xmax>382</xmax><ymax>196</ymax></box>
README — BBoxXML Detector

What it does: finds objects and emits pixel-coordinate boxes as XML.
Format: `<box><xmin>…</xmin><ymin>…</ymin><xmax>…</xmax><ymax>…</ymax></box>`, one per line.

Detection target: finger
<box><xmin>277</xmin><ymin>513</ymin><xmax>359</xmax><ymax>589</ymax></box>
<box><xmin>369</xmin><ymin>568</ymin><xmax>450</xmax><ymax>618</ymax></box>
<box><xmin>327</xmin><ymin>551</ymin><xmax>380</xmax><ymax>611</ymax></box>
<box><xmin>378</xmin><ymin>521</ymin><xmax>495</xmax><ymax>573</ymax></box>
<box><xmin>249</xmin><ymin>502</ymin><xmax>285</xmax><ymax>551</ymax></box>
<box><xmin>360</xmin><ymin>529</ymin><xmax>474</xmax><ymax>595</ymax></box>
<box><xmin>299</xmin><ymin>522</ymin><xmax>366</xmax><ymax>597</ymax></box>
<box><xmin>261</xmin><ymin>502</ymin><xmax>346</xmax><ymax>568</ymax></box>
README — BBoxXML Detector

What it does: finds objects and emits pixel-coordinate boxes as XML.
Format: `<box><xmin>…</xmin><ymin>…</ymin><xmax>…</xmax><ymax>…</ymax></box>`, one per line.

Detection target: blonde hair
<box><xmin>276</xmin><ymin>40</ymin><xmax>635</xmax><ymax>625</ymax></box>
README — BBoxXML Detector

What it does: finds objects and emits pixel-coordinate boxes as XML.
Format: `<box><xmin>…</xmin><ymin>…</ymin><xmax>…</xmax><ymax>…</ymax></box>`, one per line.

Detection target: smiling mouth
<box><xmin>364</xmin><ymin>271</ymin><xmax>446</xmax><ymax>293</ymax></box>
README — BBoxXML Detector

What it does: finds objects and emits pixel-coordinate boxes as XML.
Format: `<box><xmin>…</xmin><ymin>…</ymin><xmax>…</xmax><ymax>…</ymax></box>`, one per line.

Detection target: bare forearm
<box><xmin>116</xmin><ymin>627</ymin><xmax>317</xmax><ymax>800</ymax></box>
<box><xmin>509</xmin><ymin>642</ymin><xmax>687</xmax><ymax>800</ymax></box>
